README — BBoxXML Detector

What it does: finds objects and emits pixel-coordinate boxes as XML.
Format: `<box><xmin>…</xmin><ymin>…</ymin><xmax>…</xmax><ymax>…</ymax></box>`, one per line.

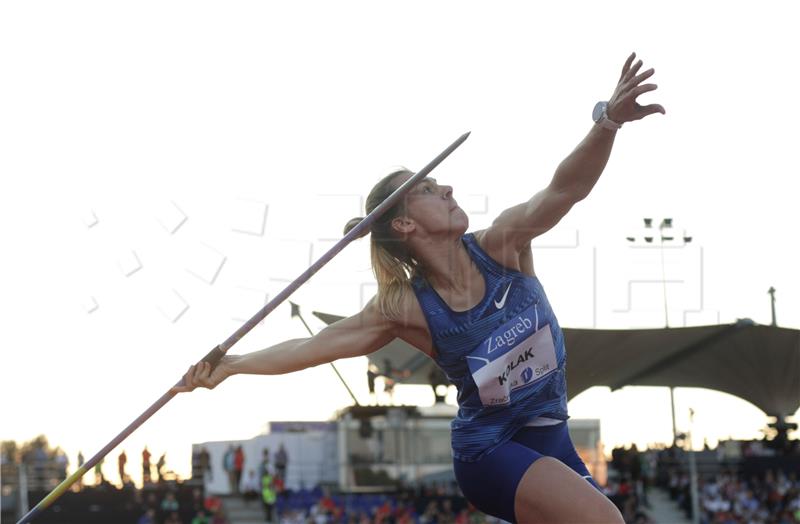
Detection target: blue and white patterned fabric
<box><xmin>411</xmin><ymin>232</ymin><xmax>569</xmax><ymax>462</ymax></box>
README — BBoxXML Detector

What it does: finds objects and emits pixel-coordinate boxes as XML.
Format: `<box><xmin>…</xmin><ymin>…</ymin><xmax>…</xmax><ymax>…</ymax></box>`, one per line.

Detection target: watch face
<box><xmin>592</xmin><ymin>101</ymin><xmax>607</xmax><ymax>123</ymax></box>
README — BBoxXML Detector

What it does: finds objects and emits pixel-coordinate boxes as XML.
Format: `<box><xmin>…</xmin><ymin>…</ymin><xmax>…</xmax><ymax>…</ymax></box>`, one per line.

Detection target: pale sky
<box><xmin>1</xmin><ymin>1</ymin><xmax>798</xmax><ymax>487</ymax></box>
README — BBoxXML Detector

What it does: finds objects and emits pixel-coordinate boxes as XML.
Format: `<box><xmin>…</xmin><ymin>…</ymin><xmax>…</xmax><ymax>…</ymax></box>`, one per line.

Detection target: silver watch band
<box><xmin>598</xmin><ymin>114</ymin><xmax>622</xmax><ymax>130</ymax></box>
<box><xmin>593</xmin><ymin>101</ymin><xmax>622</xmax><ymax>130</ymax></box>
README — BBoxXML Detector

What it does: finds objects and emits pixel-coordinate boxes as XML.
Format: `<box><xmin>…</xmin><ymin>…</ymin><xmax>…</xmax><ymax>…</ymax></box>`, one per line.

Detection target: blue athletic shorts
<box><xmin>453</xmin><ymin>421</ymin><xmax>601</xmax><ymax>523</ymax></box>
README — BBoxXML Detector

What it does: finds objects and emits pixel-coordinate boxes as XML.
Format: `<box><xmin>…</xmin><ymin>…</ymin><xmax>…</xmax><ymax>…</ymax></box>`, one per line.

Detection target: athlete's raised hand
<box><xmin>606</xmin><ymin>52</ymin><xmax>665</xmax><ymax>123</ymax></box>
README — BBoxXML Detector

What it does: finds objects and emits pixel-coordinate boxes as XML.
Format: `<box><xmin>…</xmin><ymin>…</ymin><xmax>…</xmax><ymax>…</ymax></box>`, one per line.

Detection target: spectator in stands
<box><xmin>145</xmin><ymin>491</ymin><xmax>159</xmax><ymax>514</ymax></box>
<box><xmin>142</xmin><ymin>446</ymin><xmax>152</xmax><ymax>484</ymax></box>
<box><xmin>241</xmin><ymin>469</ymin><xmax>260</xmax><ymax>505</ymax></box>
<box><xmin>640</xmin><ymin>449</ymin><xmax>655</xmax><ymax>508</ymax></box>
<box><xmin>419</xmin><ymin>500</ymin><xmax>440</xmax><ymax>523</ymax></box>
<box><xmin>161</xmin><ymin>490</ymin><xmax>180</xmax><ymax>514</ymax></box>
<box><xmin>137</xmin><ymin>508</ymin><xmax>157</xmax><ymax>524</ymax></box>
<box><xmin>374</xmin><ymin>499</ymin><xmax>392</xmax><ymax>523</ymax></box>
<box><xmin>272</xmin><ymin>473</ymin><xmax>285</xmax><ymax>503</ymax></box>
<box><xmin>31</xmin><ymin>441</ymin><xmax>47</xmax><ymax>481</ymax></box>
<box><xmin>275</xmin><ymin>443</ymin><xmax>288</xmax><ymax>481</ymax></box>
<box><xmin>54</xmin><ymin>448</ymin><xmax>68</xmax><ymax>479</ymax></box>
<box><xmin>204</xmin><ymin>493</ymin><xmax>222</xmax><ymax>515</ymax></box>
<box><xmin>122</xmin><ymin>475</ymin><xmax>137</xmax><ymax>491</ymax></box>
<box><xmin>234</xmin><ymin>446</ymin><xmax>244</xmax><ymax>492</ymax></box>
<box><xmin>318</xmin><ymin>486</ymin><xmax>337</xmax><ymax>513</ymax></box>
<box><xmin>118</xmin><ymin>450</ymin><xmax>127</xmax><ymax>485</ymax></box>
<box><xmin>191</xmin><ymin>509</ymin><xmax>210</xmax><ymax>524</ymax></box>
<box><xmin>190</xmin><ymin>486</ymin><xmax>204</xmax><ymax>514</ymax></box>
<box><xmin>77</xmin><ymin>450</ymin><xmax>85</xmax><ymax>489</ymax></box>
<box><xmin>439</xmin><ymin>498</ymin><xmax>456</xmax><ymax>523</ymax></box>
<box><xmin>94</xmin><ymin>455</ymin><xmax>105</xmax><ymax>484</ymax></box>
<box><xmin>210</xmin><ymin>506</ymin><xmax>229</xmax><ymax>524</ymax></box>
<box><xmin>157</xmin><ymin>452</ymin><xmax>167</xmax><ymax>483</ymax></box>
<box><xmin>223</xmin><ymin>445</ymin><xmax>236</xmax><ymax>494</ymax></box>
<box><xmin>309</xmin><ymin>503</ymin><xmax>331</xmax><ymax>524</ymax></box>
<box><xmin>163</xmin><ymin>511</ymin><xmax>182</xmax><ymax>524</ymax></box>
<box><xmin>261</xmin><ymin>468</ymin><xmax>277</xmax><ymax>522</ymax></box>
<box><xmin>629</xmin><ymin>444</ymin><xmax>643</xmax><ymax>496</ymax></box>
<box><xmin>259</xmin><ymin>447</ymin><xmax>270</xmax><ymax>477</ymax></box>
<box><xmin>198</xmin><ymin>446</ymin><xmax>211</xmax><ymax>481</ymax></box>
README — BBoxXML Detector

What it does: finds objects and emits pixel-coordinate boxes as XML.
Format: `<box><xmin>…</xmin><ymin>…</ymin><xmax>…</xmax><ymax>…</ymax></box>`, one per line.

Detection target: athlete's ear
<box><xmin>391</xmin><ymin>216</ymin><xmax>416</xmax><ymax>235</ymax></box>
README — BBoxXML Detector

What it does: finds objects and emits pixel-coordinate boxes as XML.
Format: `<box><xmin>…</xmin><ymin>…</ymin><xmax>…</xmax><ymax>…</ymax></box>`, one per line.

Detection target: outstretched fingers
<box><xmin>608</xmin><ymin>54</ymin><xmax>665</xmax><ymax>122</ymax></box>
<box><xmin>632</xmin><ymin>82</ymin><xmax>658</xmax><ymax>96</ymax></box>
<box><xmin>623</xmin><ymin>59</ymin><xmax>644</xmax><ymax>84</ymax></box>
<box><xmin>637</xmin><ymin>103</ymin><xmax>666</xmax><ymax>116</ymax></box>
<box><xmin>619</xmin><ymin>52</ymin><xmax>636</xmax><ymax>82</ymax></box>
<box><xmin>628</xmin><ymin>67</ymin><xmax>656</xmax><ymax>89</ymax></box>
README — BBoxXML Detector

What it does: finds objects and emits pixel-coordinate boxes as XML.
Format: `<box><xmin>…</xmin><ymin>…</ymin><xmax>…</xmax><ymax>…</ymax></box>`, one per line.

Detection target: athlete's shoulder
<box><xmin>382</xmin><ymin>285</ymin><xmax>437</xmax><ymax>358</ymax></box>
<box><xmin>390</xmin><ymin>284</ymin><xmax>427</xmax><ymax>327</ymax></box>
<box><xmin>469</xmin><ymin>228</ymin><xmax>525</xmax><ymax>274</ymax></box>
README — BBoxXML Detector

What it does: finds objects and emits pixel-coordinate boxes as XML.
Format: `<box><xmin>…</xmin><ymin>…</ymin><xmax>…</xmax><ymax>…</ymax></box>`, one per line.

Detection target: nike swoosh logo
<box><xmin>494</xmin><ymin>284</ymin><xmax>512</xmax><ymax>309</ymax></box>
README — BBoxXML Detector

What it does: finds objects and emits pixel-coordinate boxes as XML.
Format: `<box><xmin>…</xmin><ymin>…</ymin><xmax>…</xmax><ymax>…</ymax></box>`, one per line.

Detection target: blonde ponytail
<box><xmin>342</xmin><ymin>168</ymin><xmax>420</xmax><ymax>321</ymax></box>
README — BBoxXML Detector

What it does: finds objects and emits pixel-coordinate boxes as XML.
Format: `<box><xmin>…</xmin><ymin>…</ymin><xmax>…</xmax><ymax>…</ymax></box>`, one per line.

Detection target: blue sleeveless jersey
<box><xmin>411</xmin><ymin>233</ymin><xmax>569</xmax><ymax>462</ymax></box>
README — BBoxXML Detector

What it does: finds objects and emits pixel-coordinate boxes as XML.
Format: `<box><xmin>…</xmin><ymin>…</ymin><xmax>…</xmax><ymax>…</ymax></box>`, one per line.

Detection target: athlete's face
<box><xmin>392</xmin><ymin>173</ymin><xmax>468</xmax><ymax>235</ymax></box>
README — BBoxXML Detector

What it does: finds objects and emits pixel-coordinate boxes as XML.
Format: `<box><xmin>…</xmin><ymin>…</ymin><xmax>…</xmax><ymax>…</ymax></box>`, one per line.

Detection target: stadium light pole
<box><xmin>627</xmin><ymin>217</ymin><xmax>693</xmax><ymax>446</ymax></box>
<box><xmin>626</xmin><ymin>217</ymin><xmax>693</xmax><ymax>327</ymax></box>
<box><xmin>290</xmin><ymin>301</ymin><xmax>360</xmax><ymax>406</ymax></box>
<box><xmin>687</xmin><ymin>408</ymin><xmax>700</xmax><ymax>524</ymax></box>
<box><xmin>767</xmin><ymin>286</ymin><xmax>777</xmax><ymax>326</ymax></box>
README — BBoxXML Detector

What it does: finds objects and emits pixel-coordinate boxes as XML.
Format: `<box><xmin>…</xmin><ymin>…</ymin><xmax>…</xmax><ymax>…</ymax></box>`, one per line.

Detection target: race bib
<box><xmin>466</xmin><ymin>305</ymin><xmax>557</xmax><ymax>407</ymax></box>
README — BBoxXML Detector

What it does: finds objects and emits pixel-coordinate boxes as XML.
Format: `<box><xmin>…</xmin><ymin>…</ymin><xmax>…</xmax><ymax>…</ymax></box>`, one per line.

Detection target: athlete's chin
<box><xmin>448</xmin><ymin>209</ymin><xmax>469</xmax><ymax>233</ymax></box>
<box><xmin>453</xmin><ymin>207</ymin><xmax>468</xmax><ymax>222</ymax></box>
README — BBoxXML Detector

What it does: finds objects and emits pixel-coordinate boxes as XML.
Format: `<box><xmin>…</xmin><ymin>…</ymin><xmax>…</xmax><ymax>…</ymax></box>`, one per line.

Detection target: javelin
<box><xmin>16</xmin><ymin>131</ymin><xmax>470</xmax><ymax>524</ymax></box>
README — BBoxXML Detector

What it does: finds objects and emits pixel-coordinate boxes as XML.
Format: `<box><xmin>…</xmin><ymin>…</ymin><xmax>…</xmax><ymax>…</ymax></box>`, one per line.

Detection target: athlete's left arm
<box><xmin>485</xmin><ymin>52</ymin><xmax>665</xmax><ymax>254</ymax></box>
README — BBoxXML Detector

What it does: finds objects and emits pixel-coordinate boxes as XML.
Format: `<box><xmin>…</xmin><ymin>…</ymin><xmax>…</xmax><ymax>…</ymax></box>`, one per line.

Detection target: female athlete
<box><xmin>174</xmin><ymin>52</ymin><xmax>664</xmax><ymax>523</ymax></box>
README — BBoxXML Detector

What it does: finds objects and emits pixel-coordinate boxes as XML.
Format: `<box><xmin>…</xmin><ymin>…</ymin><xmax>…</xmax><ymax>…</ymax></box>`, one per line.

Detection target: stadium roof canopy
<box><xmin>312</xmin><ymin>312</ymin><xmax>800</xmax><ymax>418</ymax></box>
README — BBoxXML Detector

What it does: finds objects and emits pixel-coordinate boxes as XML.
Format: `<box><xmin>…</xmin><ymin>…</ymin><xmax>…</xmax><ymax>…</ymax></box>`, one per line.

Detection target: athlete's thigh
<box><xmin>515</xmin><ymin>457</ymin><xmax>624</xmax><ymax>523</ymax></box>
<box><xmin>511</xmin><ymin>423</ymin><xmax>602</xmax><ymax>491</ymax></box>
<box><xmin>453</xmin><ymin>439</ymin><xmax>543</xmax><ymax>523</ymax></box>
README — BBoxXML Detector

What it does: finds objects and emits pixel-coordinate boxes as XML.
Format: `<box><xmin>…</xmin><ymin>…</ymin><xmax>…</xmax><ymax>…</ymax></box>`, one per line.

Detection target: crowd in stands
<box><xmin>133</xmin><ymin>485</ymin><xmax>229</xmax><ymax>524</ymax></box>
<box><xmin>10</xmin><ymin>479</ymin><xmax>228</xmax><ymax>524</ymax></box>
<box><xmin>601</xmin><ymin>444</ymin><xmax>655</xmax><ymax>524</ymax></box>
<box><xmin>8</xmin><ymin>434</ymin><xmax>799</xmax><ymax>523</ymax></box>
<box><xmin>269</xmin><ymin>484</ymin><xmax>504</xmax><ymax>523</ymax></box>
<box><xmin>609</xmin><ymin>437</ymin><xmax>800</xmax><ymax>524</ymax></box>
<box><xmin>209</xmin><ymin>438</ymin><xmax>644</xmax><ymax>523</ymax></box>
<box><xmin>255</xmin><ymin>478</ymin><xmax>644</xmax><ymax>523</ymax></box>
<box><xmin>660</xmin><ymin>463</ymin><xmax>800</xmax><ymax>523</ymax></box>
<box><xmin>1</xmin><ymin>436</ymin><xmax>230</xmax><ymax>524</ymax></box>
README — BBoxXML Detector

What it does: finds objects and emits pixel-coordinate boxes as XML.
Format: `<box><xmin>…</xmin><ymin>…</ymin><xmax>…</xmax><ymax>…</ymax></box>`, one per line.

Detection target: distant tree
<box><xmin>2</xmin><ymin>439</ymin><xmax>19</xmax><ymax>462</ymax></box>
<box><xmin>19</xmin><ymin>435</ymin><xmax>52</xmax><ymax>464</ymax></box>
<box><xmin>5</xmin><ymin>435</ymin><xmax>67</xmax><ymax>489</ymax></box>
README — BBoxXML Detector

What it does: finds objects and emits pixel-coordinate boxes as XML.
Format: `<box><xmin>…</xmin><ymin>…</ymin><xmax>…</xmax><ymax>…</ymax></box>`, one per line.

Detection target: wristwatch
<box><xmin>592</xmin><ymin>101</ymin><xmax>622</xmax><ymax>130</ymax></box>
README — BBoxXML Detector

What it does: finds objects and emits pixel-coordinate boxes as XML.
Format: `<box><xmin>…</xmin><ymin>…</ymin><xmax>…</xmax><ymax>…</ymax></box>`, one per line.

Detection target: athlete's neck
<box><xmin>412</xmin><ymin>235</ymin><xmax>478</xmax><ymax>294</ymax></box>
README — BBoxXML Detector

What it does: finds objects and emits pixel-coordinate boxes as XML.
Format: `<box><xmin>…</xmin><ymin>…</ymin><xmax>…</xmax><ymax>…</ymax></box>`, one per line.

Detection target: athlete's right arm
<box><xmin>171</xmin><ymin>297</ymin><xmax>396</xmax><ymax>393</ymax></box>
